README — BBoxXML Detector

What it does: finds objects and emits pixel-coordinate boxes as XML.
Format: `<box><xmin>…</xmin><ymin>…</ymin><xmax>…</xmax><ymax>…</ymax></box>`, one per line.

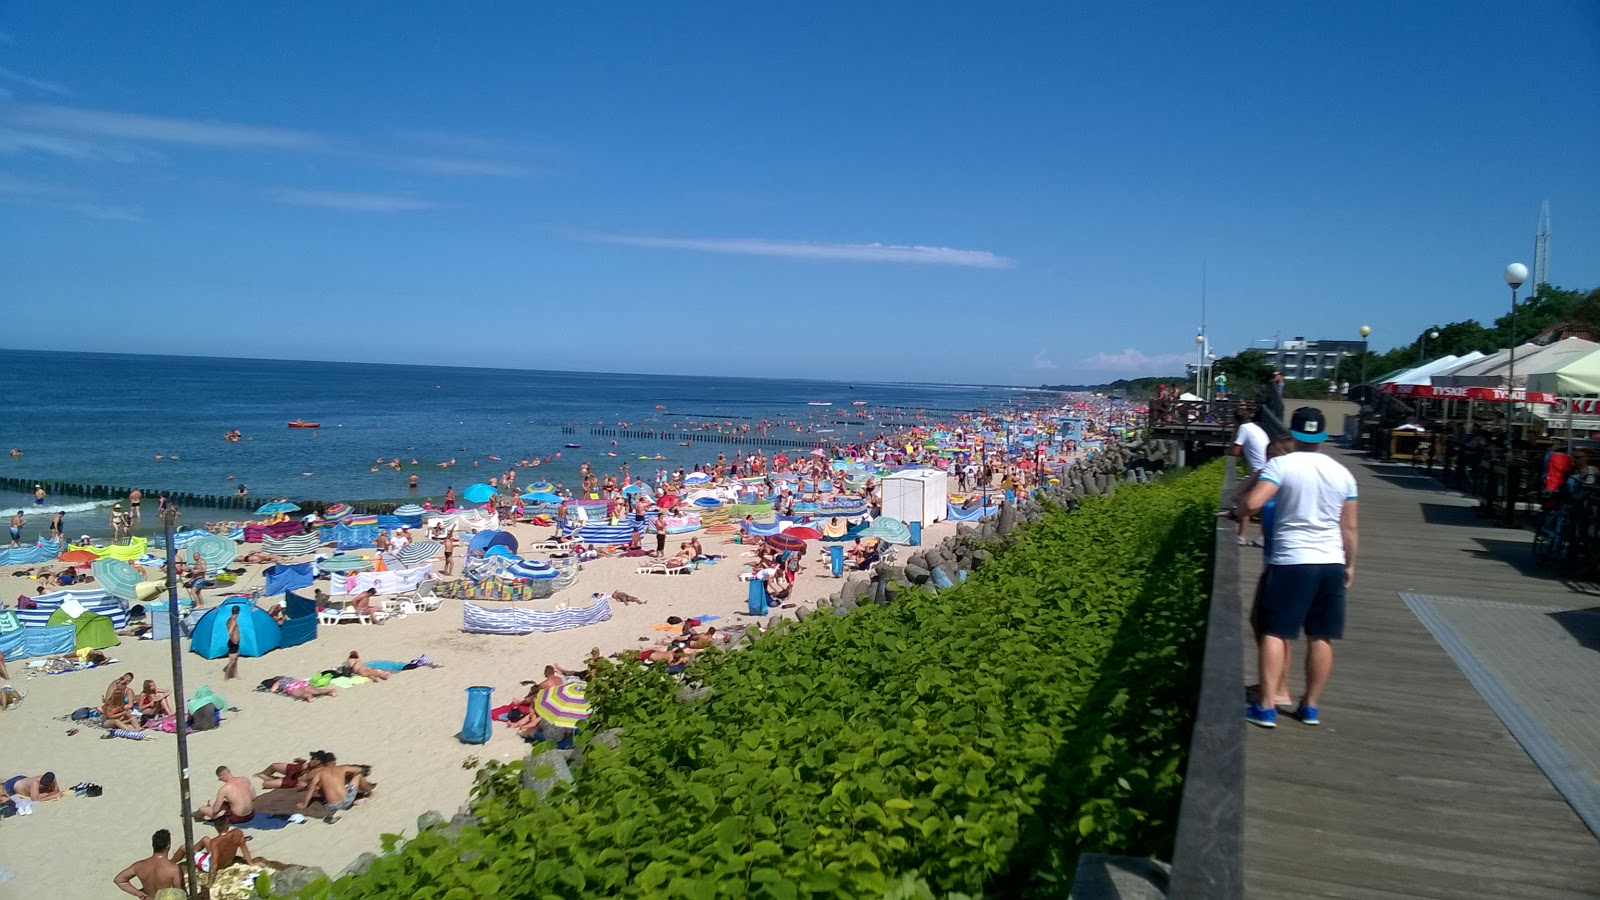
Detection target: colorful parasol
<box><xmin>765</xmin><ymin>533</ymin><xmax>805</xmax><ymax>553</ymax></box>
<box><xmin>535</xmin><ymin>681</ymin><xmax>590</xmax><ymax>727</ymax></box>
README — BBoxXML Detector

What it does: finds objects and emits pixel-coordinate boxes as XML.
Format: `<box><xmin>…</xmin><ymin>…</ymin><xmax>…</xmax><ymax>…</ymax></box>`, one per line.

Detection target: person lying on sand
<box><xmin>341</xmin><ymin>651</ymin><xmax>389</xmax><ymax>682</ymax></box>
<box><xmin>240</xmin><ymin>550</ymin><xmax>282</xmax><ymax>565</ymax></box>
<box><xmin>255</xmin><ymin>754</ymin><xmax>320</xmax><ymax>790</ymax></box>
<box><xmin>262</xmin><ymin>676</ymin><xmax>338</xmax><ymax>702</ymax></box>
<box><xmin>194</xmin><ymin>766</ymin><xmax>255</xmax><ymax>824</ymax></box>
<box><xmin>3</xmin><ymin>772</ymin><xmax>62</xmax><ymax>801</ymax></box>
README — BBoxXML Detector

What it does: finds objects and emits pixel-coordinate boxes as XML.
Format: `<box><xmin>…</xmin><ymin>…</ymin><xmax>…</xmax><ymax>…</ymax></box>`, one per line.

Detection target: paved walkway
<box><xmin>1239</xmin><ymin>449</ymin><xmax>1600</xmax><ymax>899</ymax></box>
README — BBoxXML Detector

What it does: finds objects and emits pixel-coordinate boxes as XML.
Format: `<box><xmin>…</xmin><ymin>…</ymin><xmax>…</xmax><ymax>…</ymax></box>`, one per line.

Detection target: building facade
<box><xmin>1261</xmin><ymin>338</ymin><xmax>1366</xmax><ymax>381</ymax></box>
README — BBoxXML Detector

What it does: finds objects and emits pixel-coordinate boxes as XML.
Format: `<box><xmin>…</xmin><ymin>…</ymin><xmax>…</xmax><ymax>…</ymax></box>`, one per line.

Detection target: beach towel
<box><xmin>366</xmin><ymin>660</ymin><xmax>407</xmax><ymax>671</ymax></box>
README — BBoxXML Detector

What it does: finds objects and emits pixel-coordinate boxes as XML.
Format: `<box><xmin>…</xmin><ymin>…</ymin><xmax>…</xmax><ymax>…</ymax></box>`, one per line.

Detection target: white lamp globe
<box><xmin>1504</xmin><ymin>263</ymin><xmax>1529</xmax><ymax>288</ymax></box>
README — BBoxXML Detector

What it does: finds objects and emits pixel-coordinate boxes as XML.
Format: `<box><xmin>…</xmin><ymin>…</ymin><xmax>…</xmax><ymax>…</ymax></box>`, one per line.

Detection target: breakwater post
<box><xmin>0</xmin><ymin>477</ymin><xmax>413</xmax><ymax>517</ymax></box>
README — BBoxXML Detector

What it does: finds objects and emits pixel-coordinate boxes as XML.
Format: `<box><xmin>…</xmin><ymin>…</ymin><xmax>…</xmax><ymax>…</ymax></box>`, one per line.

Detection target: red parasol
<box><xmin>765</xmin><ymin>533</ymin><xmax>805</xmax><ymax>552</ymax></box>
<box><xmin>784</xmin><ymin>526</ymin><xmax>822</xmax><ymax>541</ymax></box>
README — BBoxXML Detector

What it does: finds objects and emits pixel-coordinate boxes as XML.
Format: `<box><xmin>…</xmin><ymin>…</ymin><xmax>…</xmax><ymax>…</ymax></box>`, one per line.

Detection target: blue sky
<box><xmin>2</xmin><ymin>3</ymin><xmax>1597</xmax><ymax>384</ymax></box>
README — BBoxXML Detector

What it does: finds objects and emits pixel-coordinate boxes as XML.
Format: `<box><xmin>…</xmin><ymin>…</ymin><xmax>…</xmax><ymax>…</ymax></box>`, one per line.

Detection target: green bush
<box><xmin>278</xmin><ymin>463</ymin><xmax>1220</xmax><ymax>899</ymax></box>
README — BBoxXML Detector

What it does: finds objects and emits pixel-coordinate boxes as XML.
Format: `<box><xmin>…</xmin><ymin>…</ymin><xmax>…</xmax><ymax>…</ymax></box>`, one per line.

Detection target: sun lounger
<box><xmin>637</xmin><ymin>563</ymin><xmax>693</xmax><ymax>576</ymax></box>
<box><xmin>390</xmin><ymin>580</ymin><xmax>441</xmax><ymax>612</ymax></box>
<box><xmin>529</xmin><ymin>538</ymin><xmax>576</xmax><ymax>552</ymax></box>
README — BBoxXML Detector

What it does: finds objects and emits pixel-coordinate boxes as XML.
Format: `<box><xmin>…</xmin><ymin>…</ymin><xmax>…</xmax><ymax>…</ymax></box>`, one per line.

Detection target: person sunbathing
<box><xmin>520</xmin><ymin>665</ymin><xmax>567</xmax><ymax>705</ymax></box>
<box><xmin>3</xmin><ymin>772</ymin><xmax>62</xmax><ymax>801</ymax></box>
<box><xmin>350</xmin><ymin>588</ymin><xmax>382</xmax><ymax>620</ymax></box>
<box><xmin>135</xmin><ymin>679</ymin><xmax>176</xmax><ymax>717</ymax></box>
<box><xmin>255</xmin><ymin>754</ymin><xmax>321</xmax><ymax>790</ymax></box>
<box><xmin>180</xmin><ymin>815</ymin><xmax>254</xmax><ymax>887</ymax></box>
<box><xmin>682</xmin><ymin>537</ymin><xmax>704</xmax><ymax>559</ymax></box>
<box><xmin>102</xmin><ymin>672</ymin><xmax>141</xmax><ymax>730</ymax></box>
<box><xmin>264</xmin><ymin>676</ymin><xmax>338</xmax><ymax>702</ymax></box>
<box><xmin>299</xmin><ymin>764</ymin><xmax>374</xmax><ymax>816</ymax></box>
<box><xmin>342</xmin><ymin>651</ymin><xmax>390</xmax><ymax>682</ymax></box>
<box><xmin>240</xmin><ymin>550</ymin><xmax>282</xmax><ymax>564</ymax></box>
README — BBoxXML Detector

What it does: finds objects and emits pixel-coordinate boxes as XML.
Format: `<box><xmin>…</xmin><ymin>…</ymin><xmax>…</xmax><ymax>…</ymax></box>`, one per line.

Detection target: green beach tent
<box><xmin>46</xmin><ymin>607</ymin><xmax>121</xmax><ymax>652</ymax></box>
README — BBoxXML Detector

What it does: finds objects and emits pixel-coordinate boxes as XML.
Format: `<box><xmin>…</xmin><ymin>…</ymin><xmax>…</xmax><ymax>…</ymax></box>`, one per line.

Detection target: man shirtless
<box><xmin>3</xmin><ymin>772</ymin><xmax>62</xmax><ymax>801</ymax></box>
<box><xmin>184</xmin><ymin>816</ymin><xmax>253</xmax><ymax>886</ymax></box>
<box><xmin>114</xmin><ymin>829</ymin><xmax>187</xmax><ymax>899</ymax></box>
<box><xmin>194</xmin><ymin>766</ymin><xmax>255</xmax><ymax>824</ymax></box>
<box><xmin>299</xmin><ymin>764</ymin><xmax>374</xmax><ymax>817</ymax></box>
<box><xmin>223</xmin><ymin>606</ymin><xmax>242</xmax><ymax>680</ymax></box>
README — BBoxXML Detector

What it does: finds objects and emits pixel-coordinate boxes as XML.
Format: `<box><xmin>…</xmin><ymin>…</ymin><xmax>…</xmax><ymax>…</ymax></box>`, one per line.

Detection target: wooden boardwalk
<box><xmin>1238</xmin><ymin>449</ymin><xmax>1600</xmax><ymax>899</ymax></box>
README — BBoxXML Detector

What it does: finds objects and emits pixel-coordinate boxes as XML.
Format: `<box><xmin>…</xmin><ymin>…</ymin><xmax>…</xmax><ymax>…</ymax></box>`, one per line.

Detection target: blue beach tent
<box><xmin>277</xmin><ymin>591</ymin><xmax>320</xmax><ymax>650</ymax></box>
<box><xmin>468</xmin><ymin>530</ymin><xmax>518</xmax><ymax>557</ymax></box>
<box><xmin>190</xmin><ymin>598</ymin><xmax>281</xmax><ymax>660</ymax></box>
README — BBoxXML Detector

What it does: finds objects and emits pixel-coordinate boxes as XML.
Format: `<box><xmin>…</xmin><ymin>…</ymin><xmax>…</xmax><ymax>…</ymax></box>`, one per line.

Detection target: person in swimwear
<box><xmin>194</xmin><ymin>766</ymin><xmax>255</xmax><ymax>824</ymax></box>
<box><xmin>113</xmin><ymin>829</ymin><xmax>188</xmax><ymax>899</ymax></box>
<box><xmin>255</xmin><ymin>754</ymin><xmax>321</xmax><ymax>790</ymax></box>
<box><xmin>102</xmin><ymin>672</ymin><xmax>141</xmax><ymax>730</ymax></box>
<box><xmin>265</xmin><ymin>675</ymin><xmax>338</xmax><ymax>702</ymax></box>
<box><xmin>342</xmin><ymin>650</ymin><xmax>390</xmax><ymax>682</ymax></box>
<box><xmin>3</xmin><ymin>772</ymin><xmax>62</xmax><ymax>801</ymax></box>
<box><xmin>299</xmin><ymin>763</ymin><xmax>374</xmax><ymax>815</ymax></box>
<box><xmin>223</xmin><ymin>606</ymin><xmax>242</xmax><ymax>680</ymax></box>
<box><xmin>8</xmin><ymin>509</ymin><xmax>21</xmax><ymax>548</ymax></box>
<box><xmin>135</xmin><ymin>679</ymin><xmax>176</xmax><ymax>717</ymax></box>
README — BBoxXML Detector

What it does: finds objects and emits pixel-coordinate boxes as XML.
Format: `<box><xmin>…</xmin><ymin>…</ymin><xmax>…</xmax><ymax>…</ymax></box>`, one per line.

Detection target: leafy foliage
<box><xmin>278</xmin><ymin>465</ymin><xmax>1222</xmax><ymax>899</ymax></box>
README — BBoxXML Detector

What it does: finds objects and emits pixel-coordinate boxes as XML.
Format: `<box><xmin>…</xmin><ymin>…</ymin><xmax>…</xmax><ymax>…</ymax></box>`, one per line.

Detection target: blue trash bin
<box><xmin>909</xmin><ymin>521</ymin><xmax>922</xmax><ymax>545</ymax></box>
<box><xmin>828</xmin><ymin>545</ymin><xmax>844</xmax><ymax>578</ymax></box>
<box><xmin>746</xmin><ymin>578</ymin><xmax>769</xmax><ymax>616</ymax></box>
<box><xmin>458</xmin><ymin>685</ymin><xmax>493</xmax><ymax>744</ymax></box>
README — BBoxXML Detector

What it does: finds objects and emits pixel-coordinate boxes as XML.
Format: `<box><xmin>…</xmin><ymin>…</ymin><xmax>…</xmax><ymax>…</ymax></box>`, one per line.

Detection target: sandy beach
<box><xmin>0</xmin><ymin>512</ymin><xmax>963</xmax><ymax>898</ymax></box>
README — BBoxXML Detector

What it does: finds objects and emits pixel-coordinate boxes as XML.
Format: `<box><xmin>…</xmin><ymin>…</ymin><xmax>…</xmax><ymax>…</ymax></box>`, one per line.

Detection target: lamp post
<box><xmin>1421</xmin><ymin>329</ymin><xmax>1440</xmax><ymax>364</ymax></box>
<box><xmin>161</xmin><ymin>506</ymin><xmax>202</xmax><ymax>900</ymax></box>
<box><xmin>1206</xmin><ymin>351</ymin><xmax>1216</xmax><ymax>401</ymax></box>
<box><xmin>1194</xmin><ymin>332</ymin><xmax>1205</xmax><ymax>397</ymax></box>
<box><xmin>1358</xmin><ymin>325</ymin><xmax>1372</xmax><ymax>386</ymax></box>
<box><xmin>1504</xmin><ymin>263</ymin><xmax>1529</xmax><ymax>452</ymax></box>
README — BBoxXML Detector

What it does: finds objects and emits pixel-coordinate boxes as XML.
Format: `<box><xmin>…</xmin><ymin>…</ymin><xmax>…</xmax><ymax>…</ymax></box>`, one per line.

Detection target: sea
<box><xmin>0</xmin><ymin>350</ymin><xmax>1029</xmax><ymax>537</ymax></box>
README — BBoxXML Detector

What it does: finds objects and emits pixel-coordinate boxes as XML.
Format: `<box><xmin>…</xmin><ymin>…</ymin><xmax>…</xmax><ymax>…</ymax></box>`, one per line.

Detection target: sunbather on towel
<box><xmin>102</xmin><ymin>672</ymin><xmax>142</xmax><ymax>730</ymax></box>
<box><xmin>262</xmin><ymin>676</ymin><xmax>338</xmax><ymax>702</ymax></box>
<box><xmin>136</xmin><ymin>679</ymin><xmax>176</xmax><ymax>717</ymax></box>
<box><xmin>194</xmin><ymin>766</ymin><xmax>255</xmax><ymax>824</ymax></box>
<box><xmin>341</xmin><ymin>651</ymin><xmax>389</xmax><ymax>682</ymax></box>
<box><xmin>255</xmin><ymin>755</ymin><xmax>320</xmax><ymax>790</ymax></box>
<box><xmin>3</xmin><ymin>772</ymin><xmax>62</xmax><ymax>801</ymax></box>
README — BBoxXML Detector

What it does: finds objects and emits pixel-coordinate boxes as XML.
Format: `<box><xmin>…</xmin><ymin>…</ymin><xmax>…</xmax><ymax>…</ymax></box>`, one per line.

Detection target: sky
<box><xmin>1</xmin><ymin>3</ymin><xmax>1598</xmax><ymax>385</ymax></box>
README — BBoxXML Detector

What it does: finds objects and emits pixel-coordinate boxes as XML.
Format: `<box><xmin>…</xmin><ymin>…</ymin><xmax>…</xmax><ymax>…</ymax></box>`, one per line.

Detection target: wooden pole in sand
<box><xmin>162</xmin><ymin>507</ymin><xmax>202</xmax><ymax>900</ymax></box>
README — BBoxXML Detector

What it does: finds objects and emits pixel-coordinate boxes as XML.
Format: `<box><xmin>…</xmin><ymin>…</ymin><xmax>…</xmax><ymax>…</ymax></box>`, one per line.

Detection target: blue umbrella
<box><xmin>521</xmin><ymin>491</ymin><xmax>562</xmax><ymax>504</ymax></box>
<box><xmin>529</xmin><ymin>481</ymin><xmax>555</xmax><ymax>494</ymax></box>
<box><xmin>255</xmin><ymin>501</ymin><xmax>300</xmax><ymax>515</ymax></box>
<box><xmin>462</xmin><ymin>483</ymin><xmax>497</xmax><ymax>504</ymax></box>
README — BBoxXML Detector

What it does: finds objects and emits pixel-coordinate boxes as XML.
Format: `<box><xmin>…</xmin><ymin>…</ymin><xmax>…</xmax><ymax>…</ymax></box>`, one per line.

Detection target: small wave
<box><xmin>0</xmin><ymin>500</ymin><xmax>116</xmax><ymax>514</ymax></box>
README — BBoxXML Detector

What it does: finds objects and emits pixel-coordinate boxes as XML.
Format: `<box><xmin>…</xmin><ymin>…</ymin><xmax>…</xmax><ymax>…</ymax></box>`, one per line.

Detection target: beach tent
<box><xmin>468</xmin><ymin>530</ymin><xmax>518</xmax><ymax>557</ymax></box>
<box><xmin>277</xmin><ymin>591</ymin><xmax>318</xmax><ymax>649</ymax></box>
<box><xmin>1529</xmin><ymin>348</ymin><xmax>1600</xmax><ymax>396</ymax></box>
<box><xmin>879</xmin><ymin>468</ymin><xmax>949</xmax><ymax>525</ymax></box>
<box><xmin>45</xmin><ymin>606</ymin><xmax>120</xmax><ymax>651</ymax></box>
<box><xmin>1379</xmin><ymin>354</ymin><xmax>1467</xmax><ymax>388</ymax></box>
<box><xmin>1434</xmin><ymin>343</ymin><xmax>1544</xmax><ymax>387</ymax></box>
<box><xmin>189</xmin><ymin>598</ymin><xmax>281</xmax><ymax>660</ymax></box>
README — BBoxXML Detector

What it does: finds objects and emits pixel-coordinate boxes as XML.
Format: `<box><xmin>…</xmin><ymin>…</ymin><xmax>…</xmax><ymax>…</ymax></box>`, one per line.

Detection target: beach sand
<box><xmin>0</xmin><ymin>515</ymin><xmax>960</xmax><ymax>897</ymax></box>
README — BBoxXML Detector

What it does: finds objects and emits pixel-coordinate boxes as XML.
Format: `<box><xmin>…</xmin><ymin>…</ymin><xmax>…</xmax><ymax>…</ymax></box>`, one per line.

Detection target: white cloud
<box><xmin>582</xmin><ymin>232</ymin><xmax>1015</xmax><ymax>269</ymax></box>
<box><xmin>1</xmin><ymin>103</ymin><xmax>325</xmax><ymax>151</ymax></box>
<box><xmin>269</xmin><ymin>188</ymin><xmax>437</xmax><ymax>213</ymax></box>
<box><xmin>1081</xmin><ymin>348</ymin><xmax>1191</xmax><ymax>374</ymax></box>
<box><xmin>1033</xmin><ymin>350</ymin><xmax>1057</xmax><ymax>370</ymax></box>
<box><xmin>0</xmin><ymin>67</ymin><xmax>69</xmax><ymax>96</ymax></box>
<box><xmin>63</xmin><ymin>202</ymin><xmax>141</xmax><ymax>221</ymax></box>
<box><xmin>394</xmin><ymin>156</ymin><xmax>536</xmax><ymax>178</ymax></box>
<box><xmin>0</xmin><ymin>127</ymin><xmax>158</xmax><ymax>163</ymax></box>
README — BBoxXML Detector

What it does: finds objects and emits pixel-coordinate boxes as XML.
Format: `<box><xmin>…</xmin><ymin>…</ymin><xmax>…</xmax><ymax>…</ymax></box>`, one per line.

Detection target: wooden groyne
<box><xmin>0</xmin><ymin>476</ymin><xmax>413</xmax><ymax>515</ymax></box>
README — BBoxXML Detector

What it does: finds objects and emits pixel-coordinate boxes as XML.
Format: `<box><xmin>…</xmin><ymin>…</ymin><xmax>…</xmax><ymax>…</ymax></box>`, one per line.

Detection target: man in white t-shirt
<box><xmin>1228</xmin><ymin>412</ymin><xmax>1271</xmax><ymax>545</ymax></box>
<box><xmin>1241</xmin><ymin>407</ymin><xmax>1359</xmax><ymax>729</ymax></box>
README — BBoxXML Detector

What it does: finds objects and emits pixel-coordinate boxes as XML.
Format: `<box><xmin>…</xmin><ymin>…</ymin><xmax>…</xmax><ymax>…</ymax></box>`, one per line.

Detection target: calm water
<box><xmin>0</xmin><ymin>350</ymin><xmax>1023</xmax><ymax>518</ymax></box>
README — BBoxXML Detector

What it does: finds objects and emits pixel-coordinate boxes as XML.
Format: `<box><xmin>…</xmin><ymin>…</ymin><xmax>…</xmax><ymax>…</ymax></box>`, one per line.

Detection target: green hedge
<box><xmin>278</xmin><ymin>463</ymin><xmax>1221</xmax><ymax>899</ymax></box>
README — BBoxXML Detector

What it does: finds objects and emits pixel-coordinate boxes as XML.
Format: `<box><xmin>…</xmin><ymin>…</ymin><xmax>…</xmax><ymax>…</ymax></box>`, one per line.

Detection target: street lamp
<box><xmin>1421</xmin><ymin>328</ymin><xmax>1440</xmax><ymax>363</ymax></box>
<box><xmin>1194</xmin><ymin>332</ymin><xmax>1205</xmax><ymax>397</ymax></box>
<box><xmin>1359</xmin><ymin>325</ymin><xmax>1372</xmax><ymax>386</ymax></box>
<box><xmin>1206</xmin><ymin>351</ymin><xmax>1216</xmax><ymax>402</ymax></box>
<box><xmin>1504</xmin><ymin>262</ymin><xmax>1529</xmax><ymax>452</ymax></box>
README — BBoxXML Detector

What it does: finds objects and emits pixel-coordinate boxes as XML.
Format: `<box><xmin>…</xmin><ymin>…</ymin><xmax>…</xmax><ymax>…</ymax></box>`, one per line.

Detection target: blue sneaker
<box><xmin>1293</xmin><ymin>704</ymin><xmax>1320</xmax><ymax>726</ymax></box>
<box><xmin>1245</xmin><ymin>702</ymin><xmax>1277</xmax><ymax>728</ymax></box>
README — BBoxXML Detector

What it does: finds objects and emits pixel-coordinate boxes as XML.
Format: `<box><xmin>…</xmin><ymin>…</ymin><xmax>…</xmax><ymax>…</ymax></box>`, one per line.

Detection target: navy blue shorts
<box><xmin>1261</xmin><ymin>563</ymin><xmax>1346</xmax><ymax>640</ymax></box>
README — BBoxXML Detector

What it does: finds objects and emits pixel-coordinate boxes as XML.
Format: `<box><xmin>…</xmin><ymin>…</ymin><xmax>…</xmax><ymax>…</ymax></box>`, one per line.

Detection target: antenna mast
<box><xmin>1532</xmin><ymin>200</ymin><xmax>1550</xmax><ymax>300</ymax></box>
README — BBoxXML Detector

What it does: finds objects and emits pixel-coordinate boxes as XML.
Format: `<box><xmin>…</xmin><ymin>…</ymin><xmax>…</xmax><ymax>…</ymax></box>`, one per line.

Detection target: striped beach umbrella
<box><xmin>529</xmin><ymin>482</ymin><xmax>555</xmax><ymax>494</ymax></box>
<box><xmin>861</xmin><ymin>516</ymin><xmax>911</xmax><ymax>546</ymax></box>
<box><xmin>323</xmin><ymin>502</ymin><xmax>353</xmax><ymax>522</ymax></box>
<box><xmin>395</xmin><ymin>540</ymin><xmax>441</xmax><ymax>567</ymax></box>
<box><xmin>393</xmin><ymin>504</ymin><xmax>425</xmax><ymax>517</ymax></box>
<box><xmin>504</xmin><ymin>559</ymin><xmax>555</xmax><ymax>580</ymax></box>
<box><xmin>318</xmin><ymin>554</ymin><xmax>372</xmax><ymax>573</ymax></box>
<box><xmin>535</xmin><ymin>682</ymin><xmax>590</xmax><ymax>728</ymax></box>
<box><xmin>765</xmin><ymin>532</ymin><xmax>805</xmax><ymax>553</ymax></box>
<box><xmin>684</xmin><ymin>472</ymin><xmax>711</xmax><ymax>485</ymax></box>
<box><xmin>185</xmin><ymin>534</ymin><xmax>239</xmax><ymax>568</ymax></box>
<box><xmin>92</xmin><ymin>558</ymin><xmax>146</xmax><ymax>602</ymax></box>
<box><xmin>255</xmin><ymin>501</ymin><xmax>300</xmax><ymax>516</ymax></box>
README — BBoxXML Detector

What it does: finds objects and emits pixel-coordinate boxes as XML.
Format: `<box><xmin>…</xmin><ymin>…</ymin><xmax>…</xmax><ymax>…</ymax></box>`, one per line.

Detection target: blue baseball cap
<box><xmin>1290</xmin><ymin>407</ymin><xmax>1327</xmax><ymax>443</ymax></box>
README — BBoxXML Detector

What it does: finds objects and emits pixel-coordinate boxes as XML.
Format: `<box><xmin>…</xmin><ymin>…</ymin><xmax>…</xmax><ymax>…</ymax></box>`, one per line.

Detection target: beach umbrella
<box><xmin>529</xmin><ymin>481</ymin><xmax>555</xmax><ymax>494</ymax></box>
<box><xmin>862</xmin><ymin>517</ymin><xmax>911</xmax><ymax>545</ymax></box>
<box><xmin>505</xmin><ymin>559</ymin><xmax>554</xmax><ymax>580</ymax></box>
<box><xmin>521</xmin><ymin>491</ymin><xmax>561</xmax><ymax>504</ymax></box>
<box><xmin>255</xmin><ymin>501</ymin><xmax>300</xmax><ymax>516</ymax></box>
<box><xmin>185</xmin><ymin>534</ymin><xmax>239</xmax><ymax>568</ymax></box>
<box><xmin>322</xmin><ymin>502</ymin><xmax>353</xmax><ymax>521</ymax></box>
<box><xmin>462</xmin><ymin>483</ymin><xmax>497</xmax><ymax>504</ymax></box>
<box><xmin>621</xmin><ymin>484</ymin><xmax>645</xmax><ymax>495</ymax></box>
<box><xmin>657</xmin><ymin>494</ymin><xmax>682</xmax><ymax>511</ymax></box>
<box><xmin>765</xmin><ymin>533</ymin><xmax>805</xmax><ymax>553</ymax></box>
<box><xmin>784</xmin><ymin>526</ymin><xmax>823</xmax><ymax>541</ymax></box>
<box><xmin>395</xmin><ymin>540</ymin><xmax>441</xmax><ymax>567</ymax></box>
<box><xmin>92</xmin><ymin>558</ymin><xmax>146</xmax><ymax>601</ymax></box>
<box><xmin>393</xmin><ymin>504</ymin><xmax>425</xmax><ymax>517</ymax></box>
<box><xmin>317</xmin><ymin>554</ymin><xmax>372</xmax><ymax>573</ymax></box>
<box><xmin>535</xmin><ymin>682</ymin><xmax>590</xmax><ymax>728</ymax></box>
<box><xmin>59</xmin><ymin>548</ymin><xmax>99</xmax><ymax>564</ymax></box>
<box><xmin>684</xmin><ymin>472</ymin><xmax>710</xmax><ymax>485</ymax></box>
